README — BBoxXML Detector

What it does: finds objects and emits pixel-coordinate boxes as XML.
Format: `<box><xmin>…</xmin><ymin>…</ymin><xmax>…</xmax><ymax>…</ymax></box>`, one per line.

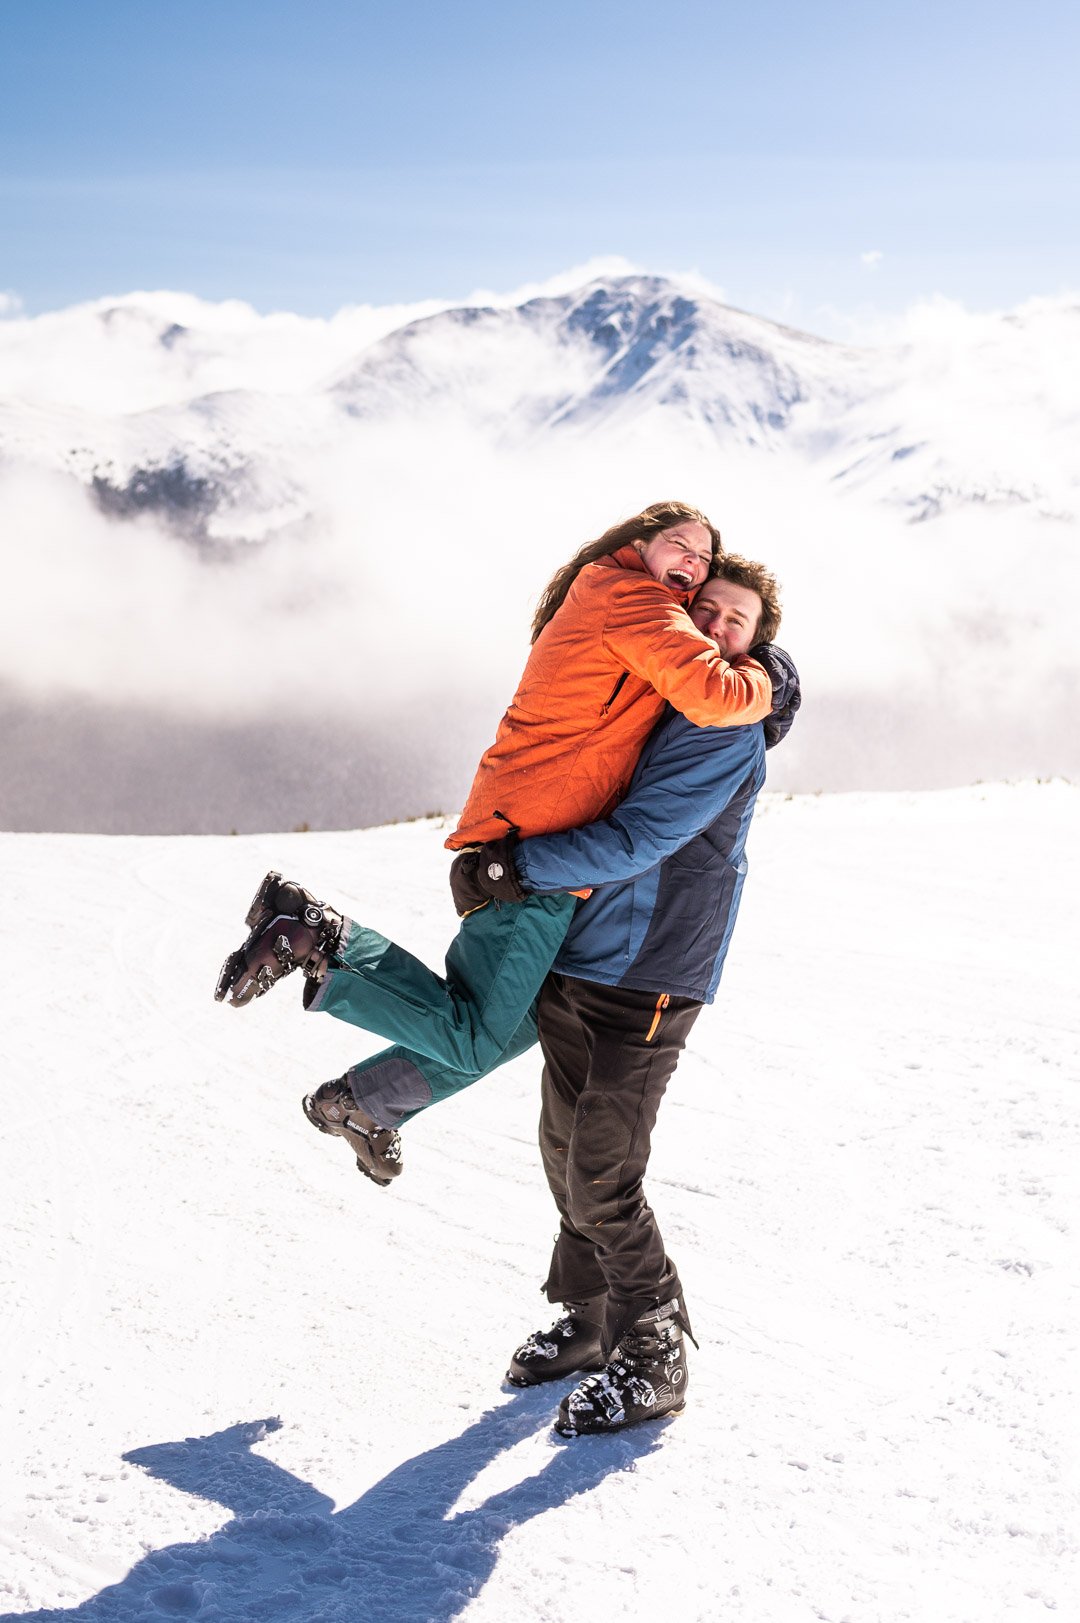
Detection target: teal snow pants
<box><xmin>304</xmin><ymin>892</ymin><xmax>577</xmax><ymax>1127</ymax></box>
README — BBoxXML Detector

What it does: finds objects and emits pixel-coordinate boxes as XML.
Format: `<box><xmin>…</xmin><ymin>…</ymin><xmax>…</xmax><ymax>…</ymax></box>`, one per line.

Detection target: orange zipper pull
<box><xmin>645</xmin><ymin>993</ymin><xmax>670</xmax><ymax>1043</ymax></box>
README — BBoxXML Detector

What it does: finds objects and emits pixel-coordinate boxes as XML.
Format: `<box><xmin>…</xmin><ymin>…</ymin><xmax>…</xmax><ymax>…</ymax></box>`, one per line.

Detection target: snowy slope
<box><xmin>1</xmin><ymin>784</ymin><xmax>1076</xmax><ymax>1621</ymax></box>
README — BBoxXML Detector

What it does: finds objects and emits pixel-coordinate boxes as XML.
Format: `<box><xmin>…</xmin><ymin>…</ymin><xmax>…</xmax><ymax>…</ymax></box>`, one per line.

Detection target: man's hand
<box><xmin>751</xmin><ymin>643</ymin><xmax>801</xmax><ymax>749</ymax></box>
<box><xmin>449</xmin><ymin>836</ymin><xmax>527</xmax><ymax>917</ymax></box>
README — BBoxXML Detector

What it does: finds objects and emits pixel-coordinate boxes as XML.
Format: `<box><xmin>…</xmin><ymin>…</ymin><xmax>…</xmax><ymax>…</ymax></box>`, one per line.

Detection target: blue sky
<box><xmin>1</xmin><ymin>0</ymin><xmax>1077</xmax><ymax>326</ymax></box>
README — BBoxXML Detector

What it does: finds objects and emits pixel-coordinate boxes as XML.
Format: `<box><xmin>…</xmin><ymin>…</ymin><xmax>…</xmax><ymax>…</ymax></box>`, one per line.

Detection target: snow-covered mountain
<box><xmin>1</xmin><ymin>275</ymin><xmax>1076</xmax><ymax>546</ymax></box>
<box><xmin>327</xmin><ymin>280</ymin><xmax>849</xmax><ymax>442</ymax></box>
<box><xmin>2</xmin><ymin>271</ymin><xmax>1077</xmax><ymax>835</ymax></box>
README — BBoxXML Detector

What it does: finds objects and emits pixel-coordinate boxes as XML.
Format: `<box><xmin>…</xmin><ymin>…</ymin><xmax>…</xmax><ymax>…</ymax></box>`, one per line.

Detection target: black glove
<box><xmin>751</xmin><ymin>643</ymin><xmax>801</xmax><ymax>749</ymax></box>
<box><xmin>449</xmin><ymin>836</ymin><xmax>527</xmax><ymax>917</ymax></box>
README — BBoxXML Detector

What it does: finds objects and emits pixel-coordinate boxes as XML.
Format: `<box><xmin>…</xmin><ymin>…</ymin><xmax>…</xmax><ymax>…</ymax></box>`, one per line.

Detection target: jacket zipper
<box><xmin>601</xmin><ymin>672</ymin><xmax>629</xmax><ymax>713</ymax></box>
<box><xmin>645</xmin><ymin>993</ymin><xmax>670</xmax><ymax>1043</ymax></box>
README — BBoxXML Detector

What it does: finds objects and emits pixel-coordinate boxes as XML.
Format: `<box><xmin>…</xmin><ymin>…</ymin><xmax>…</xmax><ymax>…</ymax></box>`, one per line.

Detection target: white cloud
<box><xmin>0</xmin><ymin>289</ymin><xmax>460</xmax><ymax>413</ymax></box>
<box><xmin>464</xmin><ymin>256</ymin><xmax>642</xmax><ymax>308</ymax></box>
<box><xmin>3</xmin><ymin>265</ymin><xmax>1080</xmax><ymax>828</ymax></box>
<box><xmin>654</xmin><ymin>266</ymin><xmax>730</xmax><ymax>306</ymax></box>
<box><xmin>0</xmin><ymin>290</ymin><xmax>24</xmax><ymax>317</ymax></box>
<box><xmin>2</xmin><ymin>418</ymin><xmax>1077</xmax><ymax>812</ymax></box>
<box><xmin>809</xmin><ymin>286</ymin><xmax>1080</xmax><ymax>349</ymax></box>
<box><xmin>0</xmin><ymin>265</ymin><xmax>642</xmax><ymax>415</ymax></box>
<box><xmin>860</xmin><ymin>250</ymin><xmax>884</xmax><ymax>269</ymax></box>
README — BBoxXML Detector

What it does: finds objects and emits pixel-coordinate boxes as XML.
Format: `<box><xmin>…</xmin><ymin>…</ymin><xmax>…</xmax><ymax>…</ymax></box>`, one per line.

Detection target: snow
<box><xmin>1</xmin><ymin>781</ymin><xmax>1076</xmax><ymax>1621</ymax></box>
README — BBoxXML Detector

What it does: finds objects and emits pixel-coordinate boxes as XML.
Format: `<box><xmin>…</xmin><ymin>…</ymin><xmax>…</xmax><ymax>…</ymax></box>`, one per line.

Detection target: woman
<box><xmin>214</xmin><ymin>502</ymin><xmax>775</xmax><ymax>1181</ymax></box>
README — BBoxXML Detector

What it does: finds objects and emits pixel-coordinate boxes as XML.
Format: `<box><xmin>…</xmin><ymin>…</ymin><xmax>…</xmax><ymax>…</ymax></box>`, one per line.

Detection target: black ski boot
<box><xmin>302</xmin><ymin>1076</ymin><xmax>403</xmax><ymax>1188</ymax></box>
<box><xmin>554</xmin><ymin>1299</ymin><xmax>689</xmax><ymax>1437</ymax></box>
<box><xmin>506</xmin><ymin>1300</ymin><xmax>606</xmax><ymax>1387</ymax></box>
<box><xmin>215</xmin><ymin>871</ymin><xmax>343</xmax><ymax>1008</ymax></box>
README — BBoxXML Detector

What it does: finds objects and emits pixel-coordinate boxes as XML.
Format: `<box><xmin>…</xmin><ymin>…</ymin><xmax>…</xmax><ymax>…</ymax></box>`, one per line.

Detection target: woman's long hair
<box><xmin>530</xmin><ymin>500</ymin><xmax>722</xmax><ymax>643</ymax></box>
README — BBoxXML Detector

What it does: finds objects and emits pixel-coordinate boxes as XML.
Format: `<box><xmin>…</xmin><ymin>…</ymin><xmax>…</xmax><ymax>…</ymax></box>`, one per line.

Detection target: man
<box><xmin>491</xmin><ymin>556</ymin><xmax>790</xmax><ymax>1436</ymax></box>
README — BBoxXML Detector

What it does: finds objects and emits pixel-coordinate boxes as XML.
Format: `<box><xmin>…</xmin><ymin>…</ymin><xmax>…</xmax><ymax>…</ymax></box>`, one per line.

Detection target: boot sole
<box><xmin>245</xmin><ymin>870</ymin><xmax>285</xmax><ymax>931</ymax></box>
<box><xmin>553</xmin><ymin>1401</ymin><xmax>686</xmax><ymax>1440</ymax></box>
<box><xmin>213</xmin><ymin>873</ymin><xmax>287</xmax><ymax>1005</ymax></box>
<box><xmin>214</xmin><ymin>947</ymin><xmax>249</xmax><ymax>1004</ymax></box>
<box><xmin>505</xmin><ymin>1354</ymin><xmax>606</xmax><ymax>1388</ymax></box>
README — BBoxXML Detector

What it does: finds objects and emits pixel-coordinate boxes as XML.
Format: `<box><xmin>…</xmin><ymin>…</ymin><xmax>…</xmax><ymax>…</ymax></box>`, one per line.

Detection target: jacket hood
<box><xmin>754</xmin><ymin>643</ymin><xmax>801</xmax><ymax>750</ymax></box>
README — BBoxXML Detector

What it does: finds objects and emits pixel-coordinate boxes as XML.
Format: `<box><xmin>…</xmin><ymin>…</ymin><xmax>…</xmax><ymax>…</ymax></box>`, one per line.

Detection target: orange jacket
<box><xmin>448</xmin><ymin>546</ymin><xmax>773</xmax><ymax>846</ymax></box>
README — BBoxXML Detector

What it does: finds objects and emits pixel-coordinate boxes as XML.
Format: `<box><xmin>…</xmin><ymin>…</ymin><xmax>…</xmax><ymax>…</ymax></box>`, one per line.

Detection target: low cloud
<box><xmin>2</xmin><ymin>269</ymin><xmax>1078</xmax><ymax>831</ymax></box>
<box><xmin>860</xmin><ymin>250</ymin><xmax>884</xmax><ymax>269</ymax></box>
<box><xmin>2</xmin><ymin>423</ymin><xmax>1077</xmax><ymax>833</ymax></box>
<box><xmin>0</xmin><ymin>266</ymin><xmax>644</xmax><ymax>416</ymax></box>
<box><xmin>809</xmin><ymin>286</ymin><xmax>1080</xmax><ymax>350</ymax></box>
<box><xmin>0</xmin><ymin>290</ymin><xmax>458</xmax><ymax>414</ymax></box>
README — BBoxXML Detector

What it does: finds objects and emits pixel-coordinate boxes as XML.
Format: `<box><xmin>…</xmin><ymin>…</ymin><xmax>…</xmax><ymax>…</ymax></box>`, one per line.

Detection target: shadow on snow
<box><xmin>6</xmin><ymin>1393</ymin><xmax>665</xmax><ymax>1621</ymax></box>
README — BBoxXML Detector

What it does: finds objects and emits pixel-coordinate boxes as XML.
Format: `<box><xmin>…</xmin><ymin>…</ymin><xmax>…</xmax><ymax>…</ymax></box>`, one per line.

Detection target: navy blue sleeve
<box><xmin>516</xmin><ymin>717</ymin><xmax>764</xmax><ymax>893</ymax></box>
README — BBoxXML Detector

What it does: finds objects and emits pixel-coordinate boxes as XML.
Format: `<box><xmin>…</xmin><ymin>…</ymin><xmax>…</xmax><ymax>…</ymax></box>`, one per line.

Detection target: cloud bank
<box><xmin>1</xmin><ymin>270</ymin><xmax>1076</xmax><ymax>833</ymax></box>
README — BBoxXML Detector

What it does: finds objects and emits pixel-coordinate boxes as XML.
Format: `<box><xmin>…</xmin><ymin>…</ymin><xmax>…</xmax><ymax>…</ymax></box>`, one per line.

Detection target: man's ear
<box><xmin>632</xmin><ymin>538</ymin><xmax>646</xmax><ymax>555</ymax></box>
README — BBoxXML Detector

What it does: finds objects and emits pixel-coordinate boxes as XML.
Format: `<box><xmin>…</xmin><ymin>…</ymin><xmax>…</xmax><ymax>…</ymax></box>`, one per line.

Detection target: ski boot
<box><xmin>506</xmin><ymin>1300</ymin><xmax>606</xmax><ymax>1387</ymax></box>
<box><xmin>555</xmin><ymin>1300</ymin><xmax>688</xmax><ymax>1437</ymax></box>
<box><xmin>302</xmin><ymin>1075</ymin><xmax>403</xmax><ymax>1188</ymax></box>
<box><xmin>214</xmin><ymin>871</ymin><xmax>343</xmax><ymax>1008</ymax></box>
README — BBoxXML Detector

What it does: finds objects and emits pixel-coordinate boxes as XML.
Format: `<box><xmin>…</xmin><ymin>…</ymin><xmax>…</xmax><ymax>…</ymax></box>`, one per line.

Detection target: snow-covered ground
<box><xmin>1</xmin><ymin>782</ymin><xmax>1076</xmax><ymax>1622</ymax></box>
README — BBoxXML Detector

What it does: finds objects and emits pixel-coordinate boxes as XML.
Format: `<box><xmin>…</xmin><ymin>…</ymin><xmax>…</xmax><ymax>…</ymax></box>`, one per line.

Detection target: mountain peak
<box><xmin>2</xmin><ymin>271</ymin><xmax>1075</xmax><ymax>541</ymax></box>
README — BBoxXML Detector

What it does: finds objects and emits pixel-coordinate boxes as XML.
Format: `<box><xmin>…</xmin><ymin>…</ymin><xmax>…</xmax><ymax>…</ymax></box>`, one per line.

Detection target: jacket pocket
<box><xmin>601</xmin><ymin>671</ymin><xmax>629</xmax><ymax>713</ymax></box>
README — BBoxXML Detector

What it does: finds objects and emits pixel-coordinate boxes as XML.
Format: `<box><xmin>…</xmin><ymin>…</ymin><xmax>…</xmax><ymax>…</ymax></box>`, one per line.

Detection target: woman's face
<box><xmin>636</xmin><ymin>521</ymin><xmax>713</xmax><ymax>592</ymax></box>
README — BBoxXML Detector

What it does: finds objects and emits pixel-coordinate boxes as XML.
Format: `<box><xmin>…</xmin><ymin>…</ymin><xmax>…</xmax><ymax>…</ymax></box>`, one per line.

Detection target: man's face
<box><xmin>689</xmin><ymin>578</ymin><xmax>761</xmax><ymax>659</ymax></box>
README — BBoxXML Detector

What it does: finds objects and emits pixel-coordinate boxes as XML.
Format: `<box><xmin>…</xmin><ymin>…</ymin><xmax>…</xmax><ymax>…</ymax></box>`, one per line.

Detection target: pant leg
<box><xmin>306</xmin><ymin>893</ymin><xmax>575</xmax><ymax>1076</ymax></box>
<box><xmin>345</xmin><ymin>1005</ymin><xmax>539</xmax><ymax>1129</ymax></box>
<box><xmin>536</xmin><ymin>974</ymin><xmax>610</xmax><ymax>1306</ymax></box>
<box><xmin>537</xmin><ymin>973</ymin><xmax>702</xmax><ymax>1355</ymax></box>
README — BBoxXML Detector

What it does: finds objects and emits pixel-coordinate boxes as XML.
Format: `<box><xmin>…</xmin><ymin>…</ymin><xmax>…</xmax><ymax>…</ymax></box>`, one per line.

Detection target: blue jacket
<box><xmin>516</xmin><ymin>710</ymin><xmax>764</xmax><ymax>1003</ymax></box>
